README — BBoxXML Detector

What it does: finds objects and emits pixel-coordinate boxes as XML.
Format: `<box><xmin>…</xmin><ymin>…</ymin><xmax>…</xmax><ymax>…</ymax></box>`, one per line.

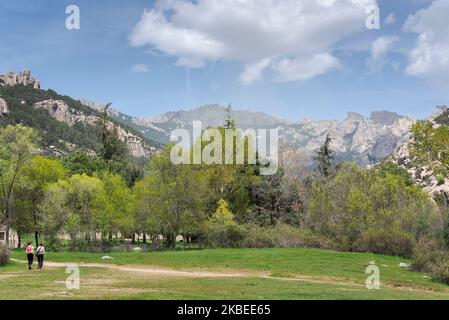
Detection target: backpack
<box><xmin>36</xmin><ymin>246</ymin><xmax>44</xmax><ymax>256</ymax></box>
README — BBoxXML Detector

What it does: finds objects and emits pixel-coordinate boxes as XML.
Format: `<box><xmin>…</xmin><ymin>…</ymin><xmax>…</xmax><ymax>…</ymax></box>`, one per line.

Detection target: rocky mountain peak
<box><xmin>346</xmin><ymin>112</ymin><xmax>365</xmax><ymax>121</ymax></box>
<box><xmin>0</xmin><ymin>68</ymin><xmax>41</xmax><ymax>89</ymax></box>
<box><xmin>370</xmin><ymin>111</ymin><xmax>402</xmax><ymax>125</ymax></box>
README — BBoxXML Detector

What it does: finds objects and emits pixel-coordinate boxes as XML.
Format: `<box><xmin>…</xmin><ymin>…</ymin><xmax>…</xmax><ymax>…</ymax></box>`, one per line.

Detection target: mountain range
<box><xmin>0</xmin><ymin>68</ymin><xmax>440</xmax><ymax>169</ymax></box>
<box><xmin>81</xmin><ymin>100</ymin><xmax>416</xmax><ymax>166</ymax></box>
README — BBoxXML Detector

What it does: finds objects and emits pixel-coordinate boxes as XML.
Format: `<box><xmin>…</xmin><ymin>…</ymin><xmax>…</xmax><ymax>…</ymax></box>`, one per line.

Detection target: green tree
<box><xmin>313</xmin><ymin>133</ymin><xmax>335</xmax><ymax>178</ymax></box>
<box><xmin>251</xmin><ymin>168</ymin><xmax>289</xmax><ymax>226</ymax></box>
<box><xmin>64</xmin><ymin>174</ymin><xmax>104</xmax><ymax>241</ymax></box>
<box><xmin>61</xmin><ymin>151</ymin><xmax>106</xmax><ymax>176</ymax></box>
<box><xmin>192</xmin><ymin>124</ymin><xmax>260</xmax><ymax>221</ymax></box>
<box><xmin>308</xmin><ymin>162</ymin><xmax>442</xmax><ymax>255</ymax></box>
<box><xmin>0</xmin><ymin>125</ymin><xmax>38</xmax><ymax>246</ymax></box>
<box><xmin>39</xmin><ymin>180</ymin><xmax>71</xmax><ymax>246</ymax></box>
<box><xmin>205</xmin><ymin>199</ymin><xmax>244</xmax><ymax>247</ymax></box>
<box><xmin>224</xmin><ymin>104</ymin><xmax>236</xmax><ymax>129</ymax></box>
<box><xmin>40</xmin><ymin>174</ymin><xmax>105</xmax><ymax>245</ymax></box>
<box><xmin>411</xmin><ymin>120</ymin><xmax>449</xmax><ymax>175</ymax></box>
<box><xmin>133</xmin><ymin>176</ymin><xmax>164</xmax><ymax>248</ymax></box>
<box><xmin>377</xmin><ymin>161</ymin><xmax>413</xmax><ymax>186</ymax></box>
<box><xmin>97</xmin><ymin>103</ymin><xmax>128</xmax><ymax>163</ymax></box>
<box><xmin>94</xmin><ymin>172</ymin><xmax>135</xmax><ymax>240</ymax></box>
<box><xmin>15</xmin><ymin>156</ymin><xmax>66</xmax><ymax>246</ymax></box>
<box><xmin>64</xmin><ymin>213</ymin><xmax>81</xmax><ymax>246</ymax></box>
<box><xmin>147</xmin><ymin>146</ymin><xmax>208</xmax><ymax>248</ymax></box>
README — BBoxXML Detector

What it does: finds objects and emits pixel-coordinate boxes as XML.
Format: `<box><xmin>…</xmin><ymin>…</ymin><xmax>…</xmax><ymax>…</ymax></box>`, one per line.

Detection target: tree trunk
<box><xmin>5</xmin><ymin>226</ymin><xmax>9</xmax><ymax>248</ymax></box>
<box><xmin>171</xmin><ymin>232</ymin><xmax>177</xmax><ymax>249</ymax></box>
<box><xmin>131</xmin><ymin>233</ymin><xmax>136</xmax><ymax>245</ymax></box>
<box><xmin>71</xmin><ymin>234</ymin><xmax>77</xmax><ymax>249</ymax></box>
<box><xmin>143</xmin><ymin>233</ymin><xmax>147</xmax><ymax>244</ymax></box>
<box><xmin>17</xmin><ymin>234</ymin><xmax>21</xmax><ymax>249</ymax></box>
<box><xmin>4</xmin><ymin>207</ymin><xmax>11</xmax><ymax>247</ymax></box>
<box><xmin>34</xmin><ymin>231</ymin><xmax>39</xmax><ymax>247</ymax></box>
<box><xmin>151</xmin><ymin>235</ymin><xmax>158</xmax><ymax>250</ymax></box>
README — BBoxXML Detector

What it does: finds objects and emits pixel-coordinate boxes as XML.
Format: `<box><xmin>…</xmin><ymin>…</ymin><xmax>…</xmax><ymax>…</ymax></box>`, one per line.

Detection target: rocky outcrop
<box><xmin>0</xmin><ymin>69</ymin><xmax>41</xmax><ymax>89</ymax></box>
<box><xmin>34</xmin><ymin>100</ymin><xmax>98</xmax><ymax>126</ymax></box>
<box><xmin>0</xmin><ymin>97</ymin><xmax>9</xmax><ymax>117</ymax></box>
<box><xmin>33</xmin><ymin>99</ymin><xmax>156</xmax><ymax>158</ymax></box>
<box><xmin>390</xmin><ymin>140</ymin><xmax>449</xmax><ymax>196</ymax></box>
<box><xmin>389</xmin><ymin>106</ymin><xmax>449</xmax><ymax>197</ymax></box>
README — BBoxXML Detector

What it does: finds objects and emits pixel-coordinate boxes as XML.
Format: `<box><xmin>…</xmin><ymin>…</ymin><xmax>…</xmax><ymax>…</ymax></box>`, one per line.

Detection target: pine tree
<box><xmin>97</xmin><ymin>103</ymin><xmax>127</xmax><ymax>163</ymax></box>
<box><xmin>313</xmin><ymin>133</ymin><xmax>335</xmax><ymax>177</ymax></box>
<box><xmin>224</xmin><ymin>104</ymin><xmax>236</xmax><ymax>129</ymax></box>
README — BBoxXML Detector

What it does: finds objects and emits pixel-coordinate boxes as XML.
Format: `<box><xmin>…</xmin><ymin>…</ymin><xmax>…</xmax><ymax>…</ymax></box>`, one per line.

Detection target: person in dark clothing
<box><xmin>36</xmin><ymin>243</ymin><xmax>45</xmax><ymax>270</ymax></box>
<box><xmin>26</xmin><ymin>241</ymin><xmax>34</xmax><ymax>270</ymax></box>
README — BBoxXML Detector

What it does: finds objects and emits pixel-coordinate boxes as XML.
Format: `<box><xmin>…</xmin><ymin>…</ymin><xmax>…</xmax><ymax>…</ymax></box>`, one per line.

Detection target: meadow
<box><xmin>1</xmin><ymin>248</ymin><xmax>449</xmax><ymax>300</ymax></box>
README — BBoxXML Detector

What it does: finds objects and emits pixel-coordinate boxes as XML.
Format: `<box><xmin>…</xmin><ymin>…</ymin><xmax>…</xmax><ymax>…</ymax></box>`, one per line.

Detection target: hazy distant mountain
<box><xmin>82</xmin><ymin>101</ymin><xmax>416</xmax><ymax>166</ymax></box>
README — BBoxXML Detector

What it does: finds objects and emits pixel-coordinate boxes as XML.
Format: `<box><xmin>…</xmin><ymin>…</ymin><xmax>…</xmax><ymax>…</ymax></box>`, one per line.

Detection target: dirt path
<box><xmin>11</xmin><ymin>258</ymin><xmax>261</xmax><ymax>278</ymax></box>
<box><xmin>9</xmin><ymin>259</ymin><xmax>448</xmax><ymax>295</ymax></box>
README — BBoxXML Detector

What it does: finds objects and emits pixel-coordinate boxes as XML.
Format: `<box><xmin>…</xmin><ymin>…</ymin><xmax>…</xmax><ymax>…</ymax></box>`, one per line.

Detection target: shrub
<box><xmin>436</xmin><ymin>175</ymin><xmax>446</xmax><ymax>186</ymax></box>
<box><xmin>240</xmin><ymin>225</ymin><xmax>276</xmax><ymax>248</ymax></box>
<box><xmin>204</xmin><ymin>199</ymin><xmax>246</xmax><ymax>248</ymax></box>
<box><xmin>207</xmin><ymin>224</ymin><xmax>246</xmax><ymax>248</ymax></box>
<box><xmin>410</xmin><ymin>237</ymin><xmax>449</xmax><ymax>285</ymax></box>
<box><xmin>0</xmin><ymin>243</ymin><xmax>10</xmax><ymax>266</ymax></box>
<box><xmin>412</xmin><ymin>238</ymin><xmax>448</xmax><ymax>273</ymax></box>
<box><xmin>353</xmin><ymin>228</ymin><xmax>415</xmax><ymax>257</ymax></box>
<box><xmin>432</xmin><ymin>260</ymin><xmax>449</xmax><ymax>283</ymax></box>
<box><xmin>241</xmin><ymin>223</ymin><xmax>330</xmax><ymax>249</ymax></box>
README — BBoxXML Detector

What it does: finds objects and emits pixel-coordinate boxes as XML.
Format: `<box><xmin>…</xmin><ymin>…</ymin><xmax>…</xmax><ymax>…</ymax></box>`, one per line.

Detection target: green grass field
<box><xmin>1</xmin><ymin>248</ymin><xmax>449</xmax><ymax>300</ymax></box>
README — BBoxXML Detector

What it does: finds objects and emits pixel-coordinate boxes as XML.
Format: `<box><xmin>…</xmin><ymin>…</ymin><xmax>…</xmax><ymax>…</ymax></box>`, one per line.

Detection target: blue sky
<box><xmin>0</xmin><ymin>0</ymin><xmax>448</xmax><ymax>121</ymax></box>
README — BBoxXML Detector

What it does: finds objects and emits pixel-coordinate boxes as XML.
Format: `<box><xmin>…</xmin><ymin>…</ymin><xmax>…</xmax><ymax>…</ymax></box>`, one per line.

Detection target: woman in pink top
<box><xmin>26</xmin><ymin>241</ymin><xmax>34</xmax><ymax>270</ymax></box>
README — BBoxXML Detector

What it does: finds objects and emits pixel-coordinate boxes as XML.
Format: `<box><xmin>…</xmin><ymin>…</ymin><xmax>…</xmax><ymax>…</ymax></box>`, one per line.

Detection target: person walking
<box><xmin>36</xmin><ymin>243</ymin><xmax>45</xmax><ymax>270</ymax></box>
<box><xmin>26</xmin><ymin>241</ymin><xmax>34</xmax><ymax>270</ymax></box>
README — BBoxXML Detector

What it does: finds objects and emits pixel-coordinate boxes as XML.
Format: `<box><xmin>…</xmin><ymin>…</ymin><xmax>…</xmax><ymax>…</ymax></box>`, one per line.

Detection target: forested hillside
<box><xmin>0</xmin><ymin>84</ymin><xmax>160</xmax><ymax>157</ymax></box>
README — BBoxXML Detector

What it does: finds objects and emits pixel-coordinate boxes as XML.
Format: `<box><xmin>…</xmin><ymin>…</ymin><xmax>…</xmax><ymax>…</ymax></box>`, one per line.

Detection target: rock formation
<box><xmin>0</xmin><ymin>69</ymin><xmax>41</xmax><ymax>89</ymax></box>
<box><xmin>34</xmin><ymin>100</ymin><xmax>98</xmax><ymax>126</ymax></box>
<box><xmin>33</xmin><ymin>99</ymin><xmax>156</xmax><ymax>158</ymax></box>
<box><xmin>0</xmin><ymin>97</ymin><xmax>9</xmax><ymax>117</ymax></box>
<box><xmin>389</xmin><ymin>106</ymin><xmax>449</xmax><ymax>197</ymax></box>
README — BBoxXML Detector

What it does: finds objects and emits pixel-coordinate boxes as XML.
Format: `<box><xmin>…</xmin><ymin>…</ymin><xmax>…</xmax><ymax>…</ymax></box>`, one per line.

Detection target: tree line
<box><xmin>0</xmin><ymin>113</ymin><xmax>448</xmax><ymax>264</ymax></box>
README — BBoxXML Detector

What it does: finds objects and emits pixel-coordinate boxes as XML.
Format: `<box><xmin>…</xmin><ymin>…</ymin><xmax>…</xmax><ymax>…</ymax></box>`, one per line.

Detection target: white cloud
<box><xmin>384</xmin><ymin>12</ymin><xmax>396</xmax><ymax>25</ymax></box>
<box><xmin>404</xmin><ymin>0</ymin><xmax>449</xmax><ymax>85</ymax></box>
<box><xmin>367</xmin><ymin>36</ymin><xmax>398</xmax><ymax>72</ymax></box>
<box><xmin>129</xmin><ymin>0</ymin><xmax>376</xmax><ymax>83</ymax></box>
<box><xmin>239</xmin><ymin>58</ymin><xmax>271</xmax><ymax>84</ymax></box>
<box><xmin>131</xmin><ymin>64</ymin><xmax>150</xmax><ymax>73</ymax></box>
<box><xmin>272</xmin><ymin>54</ymin><xmax>341</xmax><ymax>82</ymax></box>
